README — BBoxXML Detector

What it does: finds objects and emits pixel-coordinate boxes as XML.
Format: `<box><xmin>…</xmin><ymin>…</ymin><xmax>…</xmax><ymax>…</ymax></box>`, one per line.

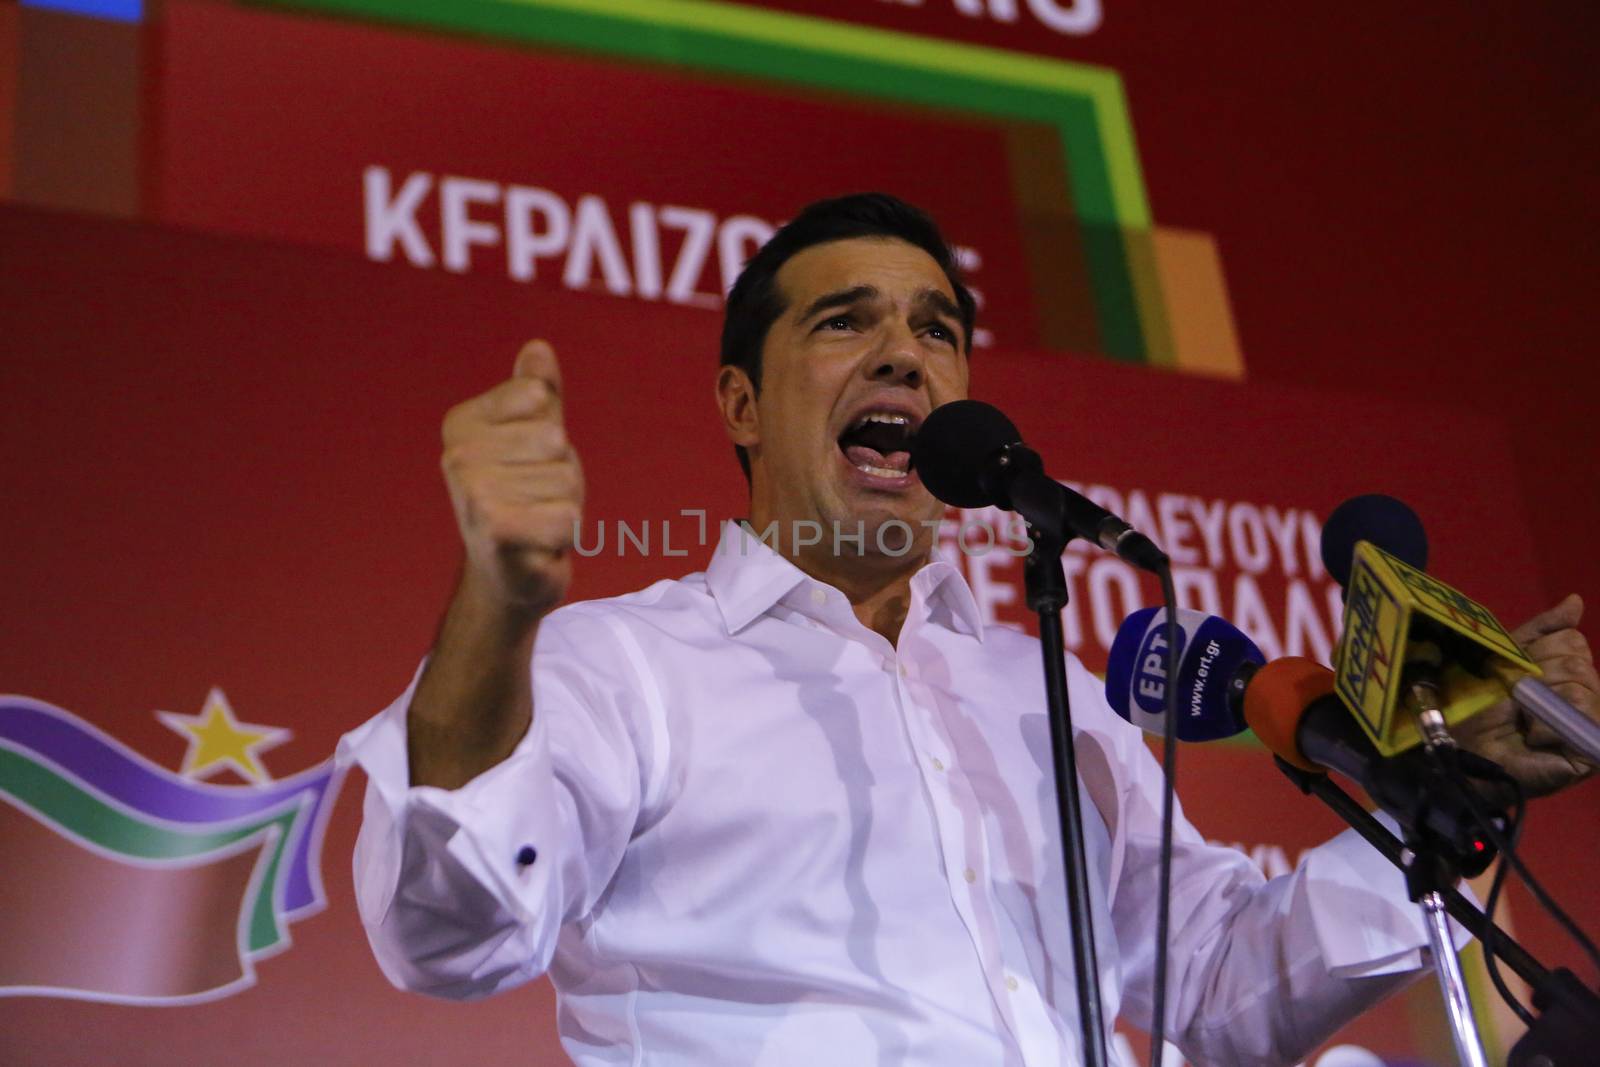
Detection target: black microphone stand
<box><xmin>1025</xmin><ymin>526</ymin><xmax>1109</xmax><ymax>1067</ymax></box>
<box><xmin>1274</xmin><ymin>759</ymin><xmax>1600</xmax><ymax>1066</ymax></box>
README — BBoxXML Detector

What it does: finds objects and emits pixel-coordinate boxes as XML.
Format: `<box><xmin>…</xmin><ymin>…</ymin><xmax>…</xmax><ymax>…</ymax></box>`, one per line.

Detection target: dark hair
<box><xmin>719</xmin><ymin>192</ymin><xmax>977</xmax><ymax>482</ymax></box>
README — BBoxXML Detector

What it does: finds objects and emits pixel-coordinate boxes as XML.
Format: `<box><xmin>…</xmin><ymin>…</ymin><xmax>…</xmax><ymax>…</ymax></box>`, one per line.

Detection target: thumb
<box><xmin>512</xmin><ymin>339</ymin><xmax>562</xmax><ymax>396</ymax></box>
<box><xmin>1513</xmin><ymin>593</ymin><xmax>1584</xmax><ymax>645</ymax></box>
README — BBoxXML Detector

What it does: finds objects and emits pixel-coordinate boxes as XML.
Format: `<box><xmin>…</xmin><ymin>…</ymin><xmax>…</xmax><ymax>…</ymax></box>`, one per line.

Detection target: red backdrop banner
<box><xmin>3</xmin><ymin>0</ymin><xmax>1596</xmax><ymax>1063</ymax></box>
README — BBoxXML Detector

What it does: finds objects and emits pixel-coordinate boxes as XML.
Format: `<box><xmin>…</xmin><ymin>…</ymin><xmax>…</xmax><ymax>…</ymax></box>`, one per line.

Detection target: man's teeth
<box><xmin>856</xmin><ymin>462</ymin><xmax>907</xmax><ymax>479</ymax></box>
<box><xmin>854</xmin><ymin>412</ymin><xmax>911</xmax><ymax>430</ymax></box>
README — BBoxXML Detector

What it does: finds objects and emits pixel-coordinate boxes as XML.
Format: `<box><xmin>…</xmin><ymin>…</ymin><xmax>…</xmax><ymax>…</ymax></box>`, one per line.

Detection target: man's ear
<box><xmin>716</xmin><ymin>365</ymin><xmax>760</xmax><ymax>451</ymax></box>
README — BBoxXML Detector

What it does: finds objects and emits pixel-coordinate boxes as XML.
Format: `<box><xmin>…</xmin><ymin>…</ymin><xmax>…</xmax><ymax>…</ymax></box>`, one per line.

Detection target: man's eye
<box><xmin>926</xmin><ymin>323</ymin><xmax>956</xmax><ymax>344</ymax></box>
<box><xmin>818</xmin><ymin>315</ymin><xmax>854</xmax><ymax>331</ymax></box>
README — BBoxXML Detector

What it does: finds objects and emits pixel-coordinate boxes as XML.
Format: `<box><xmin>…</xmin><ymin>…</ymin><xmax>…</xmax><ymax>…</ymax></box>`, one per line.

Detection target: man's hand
<box><xmin>1452</xmin><ymin>594</ymin><xmax>1599</xmax><ymax>798</ymax></box>
<box><xmin>440</xmin><ymin>339</ymin><xmax>583</xmax><ymax>618</ymax></box>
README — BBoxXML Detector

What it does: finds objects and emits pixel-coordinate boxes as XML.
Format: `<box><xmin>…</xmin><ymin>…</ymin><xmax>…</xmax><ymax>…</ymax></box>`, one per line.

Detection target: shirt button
<box><xmin>897</xmin><ymin>662</ymin><xmax>908</xmax><ymax>677</ymax></box>
<box><xmin>1005</xmin><ymin>975</ymin><xmax>1020</xmax><ymax>992</ymax></box>
<box><xmin>515</xmin><ymin>845</ymin><xmax>538</xmax><ymax>867</ymax></box>
<box><xmin>931</xmin><ymin>757</ymin><xmax>945</xmax><ymax>772</ymax></box>
<box><xmin>963</xmin><ymin>867</ymin><xmax>977</xmax><ymax>884</ymax></box>
<box><xmin>810</xmin><ymin>587</ymin><xmax>827</xmax><ymax>607</ymax></box>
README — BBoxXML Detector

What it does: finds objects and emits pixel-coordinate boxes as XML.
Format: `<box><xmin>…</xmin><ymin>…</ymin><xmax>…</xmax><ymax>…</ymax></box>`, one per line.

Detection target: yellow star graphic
<box><xmin>156</xmin><ymin>687</ymin><xmax>291</xmax><ymax>784</ymax></box>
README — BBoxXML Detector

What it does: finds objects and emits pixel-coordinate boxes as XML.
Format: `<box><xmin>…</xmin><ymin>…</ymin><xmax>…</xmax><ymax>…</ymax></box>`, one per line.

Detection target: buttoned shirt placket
<box><xmin>778</xmin><ymin>570</ymin><xmax>1069</xmax><ymax>1066</ymax></box>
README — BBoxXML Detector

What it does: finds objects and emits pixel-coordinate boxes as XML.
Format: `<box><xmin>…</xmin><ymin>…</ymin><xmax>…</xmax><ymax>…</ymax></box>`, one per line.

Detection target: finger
<box><xmin>478</xmin><ymin>375</ymin><xmax>560</xmax><ymax>425</ymax></box>
<box><xmin>476</xmin><ymin>498</ymin><xmax>580</xmax><ymax>552</ymax></box>
<box><xmin>448</xmin><ymin>422</ymin><xmax>572</xmax><ymax>470</ymax></box>
<box><xmin>1526</xmin><ymin>650</ymin><xmax>1599</xmax><ymax>726</ymax></box>
<box><xmin>443</xmin><ymin>428</ymin><xmax>571</xmax><ymax>487</ymax></box>
<box><xmin>477</xmin><ymin>420</ymin><xmax>572</xmax><ymax>464</ymax></box>
<box><xmin>1502</xmin><ymin>748</ymin><xmax>1594</xmax><ymax>798</ymax></box>
<box><xmin>1512</xmin><ymin>593</ymin><xmax>1584</xmax><ymax>645</ymax></box>
<box><xmin>1519</xmin><ymin>706</ymin><xmax>1600</xmax><ymax>751</ymax></box>
<box><xmin>1450</xmin><ymin>704</ymin><xmax>1517</xmax><ymax>747</ymax></box>
<box><xmin>1524</xmin><ymin>713</ymin><xmax>1566</xmax><ymax>750</ymax></box>
<box><xmin>483</xmin><ymin>462</ymin><xmax>584</xmax><ymax>507</ymax></box>
<box><xmin>1533</xmin><ymin>654</ymin><xmax>1600</xmax><ymax>691</ymax></box>
<box><xmin>1520</xmin><ymin>676</ymin><xmax>1598</xmax><ymax>748</ymax></box>
<box><xmin>497</xmin><ymin>501</ymin><xmax>581</xmax><ymax>552</ymax></box>
<box><xmin>512</xmin><ymin>339</ymin><xmax>563</xmax><ymax>397</ymax></box>
<box><xmin>1523</xmin><ymin>629</ymin><xmax>1593</xmax><ymax>665</ymax></box>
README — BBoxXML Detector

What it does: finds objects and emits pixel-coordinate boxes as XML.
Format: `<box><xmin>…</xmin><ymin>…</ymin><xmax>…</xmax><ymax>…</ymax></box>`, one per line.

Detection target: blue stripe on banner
<box><xmin>21</xmin><ymin>0</ymin><xmax>143</xmax><ymax>23</ymax></box>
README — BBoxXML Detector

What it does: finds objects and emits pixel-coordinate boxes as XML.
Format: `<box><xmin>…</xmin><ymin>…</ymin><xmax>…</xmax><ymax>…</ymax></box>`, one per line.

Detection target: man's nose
<box><xmin>866</xmin><ymin>325</ymin><xmax>926</xmax><ymax>388</ymax></box>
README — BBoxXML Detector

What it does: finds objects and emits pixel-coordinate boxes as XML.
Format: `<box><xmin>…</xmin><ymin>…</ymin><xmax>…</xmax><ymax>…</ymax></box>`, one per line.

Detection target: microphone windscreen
<box><xmin>910</xmin><ymin>399</ymin><xmax>1021</xmax><ymax>509</ymax></box>
<box><xmin>1319</xmin><ymin>494</ymin><xmax>1429</xmax><ymax>588</ymax></box>
<box><xmin>1104</xmin><ymin>607</ymin><xmax>1263</xmax><ymax>741</ymax></box>
<box><xmin>1240</xmin><ymin>657</ymin><xmax>1336</xmax><ymax>772</ymax></box>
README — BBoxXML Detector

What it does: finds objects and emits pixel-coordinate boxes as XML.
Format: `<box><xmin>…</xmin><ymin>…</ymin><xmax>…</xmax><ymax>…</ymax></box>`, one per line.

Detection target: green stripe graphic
<box><xmin>258</xmin><ymin>0</ymin><xmax>1154</xmax><ymax>359</ymax></box>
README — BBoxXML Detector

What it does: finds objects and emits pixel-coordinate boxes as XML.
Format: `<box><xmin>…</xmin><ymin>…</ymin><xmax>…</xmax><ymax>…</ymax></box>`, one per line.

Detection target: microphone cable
<box><xmin>1480</xmin><ymin>778</ymin><xmax>1533</xmax><ymax>1026</ymax></box>
<box><xmin>1431</xmin><ymin>748</ymin><xmax>1600</xmax><ymax>1010</ymax></box>
<box><xmin>1438</xmin><ymin>751</ymin><xmax>1536</xmax><ymax>1026</ymax></box>
<box><xmin>1146</xmin><ymin>564</ymin><xmax>1181</xmax><ymax>1067</ymax></box>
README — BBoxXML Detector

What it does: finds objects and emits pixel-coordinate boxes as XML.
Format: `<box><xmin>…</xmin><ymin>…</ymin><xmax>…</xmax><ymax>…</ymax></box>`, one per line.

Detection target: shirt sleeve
<box><xmin>1084</xmin><ymin>661</ymin><xmax>1472</xmax><ymax>1066</ymax></box>
<box><xmin>337</xmin><ymin>606</ymin><xmax>646</xmax><ymax>1001</ymax></box>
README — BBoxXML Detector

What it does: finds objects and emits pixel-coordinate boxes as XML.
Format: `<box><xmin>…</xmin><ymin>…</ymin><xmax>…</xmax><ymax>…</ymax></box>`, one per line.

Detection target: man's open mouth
<box><xmin>837</xmin><ymin>411</ymin><xmax>919</xmax><ymax>480</ymax></box>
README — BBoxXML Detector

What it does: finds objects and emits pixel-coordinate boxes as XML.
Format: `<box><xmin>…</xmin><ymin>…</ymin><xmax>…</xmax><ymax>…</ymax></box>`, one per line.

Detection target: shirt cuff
<box><xmin>1304</xmin><ymin>812</ymin><xmax>1477</xmax><ymax>978</ymax></box>
<box><xmin>337</xmin><ymin>665</ymin><xmax>561</xmax><ymax>932</ymax></box>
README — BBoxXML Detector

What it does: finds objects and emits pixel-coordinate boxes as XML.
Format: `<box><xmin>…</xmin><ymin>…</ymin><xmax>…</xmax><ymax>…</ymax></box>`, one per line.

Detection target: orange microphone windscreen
<box><xmin>1243</xmin><ymin>657</ymin><xmax>1337</xmax><ymax>773</ymax></box>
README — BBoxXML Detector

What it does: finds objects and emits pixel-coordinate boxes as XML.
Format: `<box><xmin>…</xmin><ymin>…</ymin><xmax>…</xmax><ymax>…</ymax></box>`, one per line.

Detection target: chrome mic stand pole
<box><xmin>1405</xmin><ymin>844</ymin><xmax>1490</xmax><ymax>1067</ymax></box>
<box><xmin>1510</xmin><ymin>676</ymin><xmax>1600</xmax><ymax>765</ymax></box>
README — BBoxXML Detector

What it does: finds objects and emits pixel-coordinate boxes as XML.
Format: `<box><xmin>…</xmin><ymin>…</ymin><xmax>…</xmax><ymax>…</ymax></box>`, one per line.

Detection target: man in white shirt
<box><xmin>343</xmin><ymin>194</ymin><xmax>1598</xmax><ymax>1065</ymax></box>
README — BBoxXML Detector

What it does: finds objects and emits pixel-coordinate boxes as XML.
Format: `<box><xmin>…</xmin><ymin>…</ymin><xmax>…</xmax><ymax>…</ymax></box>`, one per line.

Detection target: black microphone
<box><xmin>911</xmin><ymin>400</ymin><xmax>1169</xmax><ymax>572</ymax></box>
<box><xmin>1243</xmin><ymin>657</ymin><xmax>1506</xmax><ymax>875</ymax></box>
<box><xmin>1319</xmin><ymin>492</ymin><xmax>1429</xmax><ymax>589</ymax></box>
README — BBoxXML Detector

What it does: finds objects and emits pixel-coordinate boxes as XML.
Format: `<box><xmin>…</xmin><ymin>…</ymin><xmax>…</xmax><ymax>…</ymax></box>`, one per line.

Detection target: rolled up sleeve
<box><xmin>338</xmin><ymin>606</ymin><xmax>646</xmax><ymax>1000</ymax></box>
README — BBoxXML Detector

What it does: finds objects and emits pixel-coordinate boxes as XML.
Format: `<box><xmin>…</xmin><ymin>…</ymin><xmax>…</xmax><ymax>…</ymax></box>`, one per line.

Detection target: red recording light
<box><xmin>1473</xmin><ymin>840</ymin><xmax>1486</xmax><ymax>852</ymax></box>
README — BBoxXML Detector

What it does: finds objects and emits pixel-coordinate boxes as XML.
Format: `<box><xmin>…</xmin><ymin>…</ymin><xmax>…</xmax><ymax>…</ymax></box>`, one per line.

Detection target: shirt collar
<box><xmin>705</xmin><ymin>521</ymin><xmax>811</xmax><ymax>634</ymax></box>
<box><xmin>705</xmin><ymin>520</ymin><xmax>987</xmax><ymax>643</ymax></box>
<box><xmin>911</xmin><ymin>556</ymin><xmax>987</xmax><ymax>643</ymax></box>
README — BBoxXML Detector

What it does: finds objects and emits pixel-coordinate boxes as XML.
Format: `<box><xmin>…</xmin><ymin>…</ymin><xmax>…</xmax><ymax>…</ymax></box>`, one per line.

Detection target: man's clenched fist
<box><xmin>440</xmin><ymin>340</ymin><xmax>582</xmax><ymax>617</ymax></box>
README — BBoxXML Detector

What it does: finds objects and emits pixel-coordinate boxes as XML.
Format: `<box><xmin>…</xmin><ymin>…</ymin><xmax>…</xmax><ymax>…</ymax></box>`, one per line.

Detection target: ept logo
<box><xmin>1132</xmin><ymin>618</ymin><xmax>1187</xmax><ymax>715</ymax></box>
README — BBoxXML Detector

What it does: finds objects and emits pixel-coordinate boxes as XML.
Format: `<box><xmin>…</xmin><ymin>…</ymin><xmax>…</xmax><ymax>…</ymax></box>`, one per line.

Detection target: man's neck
<box><xmin>739</xmin><ymin>497</ymin><xmax>936</xmax><ymax>644</ymax></box>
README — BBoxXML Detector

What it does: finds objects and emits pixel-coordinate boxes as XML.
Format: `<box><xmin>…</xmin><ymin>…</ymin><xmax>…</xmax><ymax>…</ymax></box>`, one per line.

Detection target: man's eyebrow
<box><xmin>915</xmin><ymin>288</ymin><xmax>963</xmax><ymax>324</ymax></box>
<box><xmin>797</xmin><ymin>285</ymin><xmax>879</xmax><ymax>323</ymax></box>
<box><xmin>915</xmin><ymin>288</ymin><xmax>968</xmax><ymax>346</ymax></box>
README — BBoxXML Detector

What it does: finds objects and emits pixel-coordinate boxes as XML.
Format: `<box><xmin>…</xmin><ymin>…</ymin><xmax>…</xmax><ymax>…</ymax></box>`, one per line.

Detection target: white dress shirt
<box><xmin>342</xmin><ymin>521</ymin><xmax>1452</xmax><ymax>1066</ymax></box>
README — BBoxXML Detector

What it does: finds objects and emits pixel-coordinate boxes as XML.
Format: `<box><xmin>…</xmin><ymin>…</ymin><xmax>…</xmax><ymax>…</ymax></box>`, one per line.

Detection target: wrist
<box><xmin>453</xmin><ymin>559</ymin><xmax>550</xmax><ymax>649</ymax></box>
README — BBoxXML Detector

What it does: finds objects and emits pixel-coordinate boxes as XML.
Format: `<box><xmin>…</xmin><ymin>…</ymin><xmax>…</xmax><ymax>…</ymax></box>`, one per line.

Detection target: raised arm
<box><xmin>408</xmin><ymin>339</ymin><xmax>583</xmax><ymax>788</ymax></box>
<box><xmin>342</xmin><ymin>340</ymin><xmax>637</xmax><ymax>1002</ymax></box>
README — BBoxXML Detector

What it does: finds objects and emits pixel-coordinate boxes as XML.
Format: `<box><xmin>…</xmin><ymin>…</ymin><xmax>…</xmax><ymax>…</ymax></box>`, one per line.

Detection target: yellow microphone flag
<box><xmin>1333</xmin><ymin>540</ymin><xmax>1541</xmax><ymax>757</ymax></box>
